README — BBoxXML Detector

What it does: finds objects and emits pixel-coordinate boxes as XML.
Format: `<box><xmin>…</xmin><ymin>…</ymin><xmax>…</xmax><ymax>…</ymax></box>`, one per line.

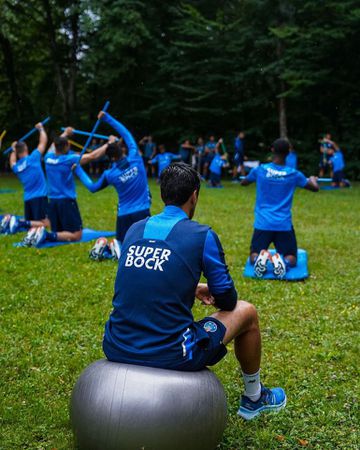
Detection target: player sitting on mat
<box><xmin>22</xmin><ymin>127</ymin><xmax>111</xmax><ymax>247</ymax></box>
<box><xmin>208</xmin><ymin>141</ymin><xmax>229</xmax><ymax>188</ymax></box>
<box><xmin>1</xmin><ymin>123</ymin><xmax>49</xmax><ymax>236</ymax></box>
<box><xmin>76</xmin><ymin>111</ymin><xmax>152</xmax><ymax>261</ymax></box>
<box><xmin>241</xmin><ymin>138</ymin><xmax>319</xmax><ymax>279</ymax></box>
<box><xmin>102</xmin><ymin>162</ymin><xmax>286</xmax><ymax>421</ymax></box>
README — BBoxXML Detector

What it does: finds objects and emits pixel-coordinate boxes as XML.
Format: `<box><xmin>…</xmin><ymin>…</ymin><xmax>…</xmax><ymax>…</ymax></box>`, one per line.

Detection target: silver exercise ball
<box><xmin>70</xmin><ymin>359</ymin><xmax>227</xmax><ymax>450</ymax></box>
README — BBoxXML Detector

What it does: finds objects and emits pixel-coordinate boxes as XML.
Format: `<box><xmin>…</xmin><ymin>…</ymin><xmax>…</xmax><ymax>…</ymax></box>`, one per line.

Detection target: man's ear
<box><xmin>191</xmin><ymin>190</ymin><xmax>198</xmax><ymax>205</ymax></box>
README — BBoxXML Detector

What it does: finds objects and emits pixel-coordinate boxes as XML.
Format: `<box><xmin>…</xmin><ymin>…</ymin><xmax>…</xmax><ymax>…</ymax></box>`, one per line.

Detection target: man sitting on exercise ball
<box><xmin>103</xmin><ymin>162</ymin><xmax>286</xmax><ymax>420</ymax></box>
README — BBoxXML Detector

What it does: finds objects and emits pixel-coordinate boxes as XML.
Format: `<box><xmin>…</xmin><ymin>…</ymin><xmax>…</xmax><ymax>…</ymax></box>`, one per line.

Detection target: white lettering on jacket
<box><xmin>265</xmin><ymin>167</ymin><xmax>287</xmax><ymax>178</ymax></box>
<box><xmin>124</xmin><ymin>245</ymin><xmax>171</xmax><ymax>272</ymax></box>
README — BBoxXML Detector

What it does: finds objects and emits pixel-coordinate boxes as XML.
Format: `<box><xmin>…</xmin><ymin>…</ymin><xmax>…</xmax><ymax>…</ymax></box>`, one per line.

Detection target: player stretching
<box><xmin>1</xmin><ymin>123</ymin><xmax>49</xmax><ymax>239</ymax></box>
<box><xmin>241</xmin><ymin>138</ymin><xmax>319</xmax><ymax>279</ymax></box>
<box><xmin>77</xmin><ymin>112</ymin><xmax>151</xmax><ymax>260</ymax></box>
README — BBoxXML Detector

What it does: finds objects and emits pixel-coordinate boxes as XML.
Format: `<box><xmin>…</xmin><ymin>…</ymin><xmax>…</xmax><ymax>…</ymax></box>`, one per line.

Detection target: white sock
<box><xmin>242</xmin><ymin>370</ymin><xmax>261</xmax><ymax>402</ymax></box>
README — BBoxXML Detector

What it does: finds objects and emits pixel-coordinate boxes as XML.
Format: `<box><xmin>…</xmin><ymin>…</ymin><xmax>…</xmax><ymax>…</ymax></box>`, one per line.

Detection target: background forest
<box><xmin>1</xmin><ymin>0</ymin><xmax>359</xmax><ymax>176</ymax></box>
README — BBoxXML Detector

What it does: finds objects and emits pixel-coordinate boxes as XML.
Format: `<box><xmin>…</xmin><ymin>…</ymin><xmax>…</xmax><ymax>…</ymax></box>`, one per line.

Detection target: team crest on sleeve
<box><xmin>203</xmin><ymin>321</ymin><xmax>218</xmax><ymax>333</ymax></box>
<box><xmin>124</xmin><ymin>244</ymin><xmax>171</xmax><ymax>271</ymax></box>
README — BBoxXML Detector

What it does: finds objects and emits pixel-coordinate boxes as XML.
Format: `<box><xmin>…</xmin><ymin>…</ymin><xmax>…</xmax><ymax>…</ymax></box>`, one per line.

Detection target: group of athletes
<box><xmin>1</xmin><ymin>110</ymin><xmax>343</xmax><ymax>421</ymax></box>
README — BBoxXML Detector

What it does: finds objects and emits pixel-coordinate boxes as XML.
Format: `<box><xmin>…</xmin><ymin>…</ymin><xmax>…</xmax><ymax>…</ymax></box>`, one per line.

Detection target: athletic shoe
<box><xmin>32</xmin><ymin>226</ymin><xmax>47</xmax><ymax>247</ymax></box>
<box><xmin>272</xmin><ymin>253</ymin><xmax>286</xmax><ymax>279</ymax></box>
<box><xmin>109</xmin><ymin>239</ymin><xmax>121</xmax><ymax>260</ymax></box>
<box><xmin>254</xmin><ymin>250</ymin><xmax>270</xmax><ymax>278</ymax></box>
<box><xmin>89</xmin><ymin>237</ymin><xmax>108</xmax><ymax>261</ymax></box>
<box><xmin>20</xmin><ymin>227</ymin><xmax>38</xmax><ymax>247</ymax></box>
<box><xmin>238</xmin><ymin>384</ymin><xmax>287</xmax><ymax>420</ymax></box>
<box><xmin>9</xmin><ymin>215</ymin><xmax>20</xmax><ymax>234</ymax></box>
<box><xmin>0</xmin><ymin>214</ymin><xmax>11</xmax><ymax>234</ymax></box>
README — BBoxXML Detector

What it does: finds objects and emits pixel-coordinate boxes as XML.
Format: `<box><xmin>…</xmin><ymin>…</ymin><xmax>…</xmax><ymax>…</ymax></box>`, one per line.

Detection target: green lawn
<box><xmin>0</xmin><ymin>175</ymin><xmax>359</xmax><ymax>449</ymax></box>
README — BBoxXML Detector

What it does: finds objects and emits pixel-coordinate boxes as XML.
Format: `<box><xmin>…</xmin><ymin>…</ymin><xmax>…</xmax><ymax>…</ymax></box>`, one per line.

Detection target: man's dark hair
<box><xmin>54</xmin><ymin>136</ymin><xmax>69</xmax><ymax>153</ymax></box>
<box><xmin>106</xmin><ymin>142</ymin><xmax>122</xmax><ymax>160</ymax></box>
<box><xmin>160</xmin><ymin>162</ymin><xmax>201</xmax><ymax>206</ymax></box>
<box><xmin>272</xmin><ymin>138</ymin><xmax>290</xmax><ymax>157</ymax></box>
<box><xmin>15</xmin><ymin>141</ymin><xmax>27</xmax><ymax>157</ymax></box>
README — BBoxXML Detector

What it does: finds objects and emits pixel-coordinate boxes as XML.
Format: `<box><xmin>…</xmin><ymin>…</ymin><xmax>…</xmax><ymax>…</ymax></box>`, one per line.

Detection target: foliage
<box><xmin>0</xmin><ymin>177</ymin><xmax>359</xmax><ymax>448</ymax></box>
<box><xmin>0</xmin><ymin>0</ymin><xmax>359</xmax><ymax>177</ymax></box>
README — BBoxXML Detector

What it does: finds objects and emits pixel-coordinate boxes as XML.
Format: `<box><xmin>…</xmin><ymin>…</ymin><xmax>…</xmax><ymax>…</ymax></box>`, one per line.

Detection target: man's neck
<box><xmin>273</xmin><ymin>156</ymin><xmax>286</xmax><ymax>166</ymax></box>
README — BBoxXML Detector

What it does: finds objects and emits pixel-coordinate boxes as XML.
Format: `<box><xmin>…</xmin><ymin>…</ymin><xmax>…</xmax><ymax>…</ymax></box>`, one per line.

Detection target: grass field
<box><xmin>0</xmin><ymin>175</ymin><xmax>359</xmax><ymax>449</ymax></box>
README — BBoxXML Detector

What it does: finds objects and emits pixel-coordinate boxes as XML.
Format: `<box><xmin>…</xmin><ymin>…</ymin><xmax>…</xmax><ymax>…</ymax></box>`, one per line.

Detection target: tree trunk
<box><xmin>68</xmin><ymin>7</ymin><xmax>80</xmax><ymax>120</ymax></box>
<box><xmin>41</xmin><ymin>0</ymin><xmax>68</xmax><ymax>120</ymax></box>
<box><xmin>278</xmin><ymin>86</ymin><xmax>288</xmax><ymax>138</ymax></box>
<box><xmin>0</xmin><ymin>31</ymin><xmax>22</xmax><ymax>120</ymax></box>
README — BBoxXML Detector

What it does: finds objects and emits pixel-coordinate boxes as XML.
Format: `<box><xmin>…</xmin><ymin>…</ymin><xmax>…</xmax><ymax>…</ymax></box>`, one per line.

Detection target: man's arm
<box><xmin>75</xmin><ymin>166</ymin><xmax>109</xmax><ymax>193</ymax></box>
<box><xmin>304</xmin><ymin>175</ymin><xmax>319</xmax><ymax>192</ymax></box>
<box><xmin>79</xmin><ymin>135</ymin><xmax>117</xmax><ymax>166</ymax></box>
<box><xmin>240</xmin><ymin>166</ymin><xmax>257</xmax><ymax>186</ymax></box>
<box><xmin>35</xmin><ymin>122</ymin><xmax>48</xmax><ymax>154</ymax></box>
<box><xmin>9</xmin><ymin>141</ymin><xmax>17</xmax><ymax>169</ymax></box>
<box><xmin>99</xmin><ymin>111</ymin><xmax>138</xmax><ymax>158</ymax></box>
<box><xmin>202</xmin><ymin>229</ymin><xmax>237</xmax><ymax>311</ymax></box>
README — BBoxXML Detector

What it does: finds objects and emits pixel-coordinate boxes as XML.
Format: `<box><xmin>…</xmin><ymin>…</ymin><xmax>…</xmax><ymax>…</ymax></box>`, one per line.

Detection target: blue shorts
<box><xmin>332</xmin><ymin>170</ymin><xmax>344</xmax><ymax>183</ymax></box>
<box><xmin>234</xmin><ymin>152</ymin><xmax>244</xmax><ymax>166</ymax></box>
<box><xmin>209</xmin><ymin>172</ymin><xmax>221</xmax><ymax>186</ymax></box>
<box><xmin>169</xmin><ymin>317</ymin><xmax>227</xmax><ymax>372</ymax></box>
<box><xmin>116</xmin><ymin>209</ymin><xmax>150</xmax><ymax>242</ymax></box>
<box><xmin>251</xmin><ymin>227</ymin><xmax>297</xmax><ymax>257</ymax></box>
<box><xmin>24</xmin><ymin>196</ymin><xmax>48</xmax><ymax>221</ymax></box>
<box><xmin>48</xmin><ymin>198</ymin><xmax>82</xmax><ymax>232</ymax></box>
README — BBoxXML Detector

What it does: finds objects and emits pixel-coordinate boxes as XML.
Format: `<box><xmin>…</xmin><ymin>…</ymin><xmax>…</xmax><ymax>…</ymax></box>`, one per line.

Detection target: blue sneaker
<box><xmin>32</xmin><ymin>226</ymin><xmax>47</xmax><ymax>247</ymax></box>
<box><xmin>238</xmin><ymin>385</ymin><xmax>286</xmax><ymax>420</ymax></box>
<box><xmin>9</xmin><ymin>215</ymin><xmax>20</xmax><ymax>234</ymax></box>
<box><xmin>0</xmin><ymin>214</ymin><xmax>11</xmax><ymax>234</ymax></box>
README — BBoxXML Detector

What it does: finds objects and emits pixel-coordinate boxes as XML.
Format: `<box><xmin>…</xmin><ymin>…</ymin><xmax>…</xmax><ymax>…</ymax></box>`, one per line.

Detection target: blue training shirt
<box><xmin>150</xmin><ymin>152</ymin><xmax>180</xmax><ymax>177</ymax></box>
<box><xmin>12</xmin><ymin>149</ymin><xmax>47</xmax><ymax>201</ymax></box>
<box><xmin>76</xmin><ymin>113</ymin><xmax>151</xmax><ymax>216</ymax></box>
<box><xmin>44</xmin><ymin>151</ymin><xmax>81</xmax><ymax>199</ymax></box>
<box><xmin>246</xmin><ymin>162</ymin><xmax>308</xmax><ymax>231</ymax></box>
<box><xmin>103</xmin><ymin>205</ymin><xmax>237</xmax><ymax>367</ymax></box>
<box><xmin>209</xmin><ymin>153</ymin><xmax>226</xmax><ymax>175</ymax></box>
<box><xmin>234</xmin><ymin>137</ymin><xmax>244</xmax><ymax>155</ymax></box>
<box><xmin>330</xmin><ymin>150</ymin><xmax>345</xmax><ymax>172</ymax></box>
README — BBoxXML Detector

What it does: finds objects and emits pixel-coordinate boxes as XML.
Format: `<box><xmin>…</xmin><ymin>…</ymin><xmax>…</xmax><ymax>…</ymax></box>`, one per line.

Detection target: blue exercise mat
<box><xmin>36</xmin><ymin>228</ymin><xmax>115</xmax><ymax>248</ymax></box>
<box><xmin>320</xmin><ymin>185</ymin><xmax>339</xmax><ymax>191</ymax></box>
<box><xmin>243</xmin><ymin>249</ymin><xmax>309</xmax><ymax>281</ymax></box>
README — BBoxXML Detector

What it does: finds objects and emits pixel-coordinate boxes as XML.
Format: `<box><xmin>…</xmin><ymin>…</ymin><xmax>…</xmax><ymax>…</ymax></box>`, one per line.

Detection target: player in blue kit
<box><xmin>22</xmin><ymin>127</ymin><xmax>111</xmax><ymax>247</ymax></box>
<box><xmin>103</xmin><ymin>162</ymin><xmax>286</xmax><ymax>420</ymax></box>
<box><xmin>208</xmin><ymin>142</ymin><xmax>229</xmax><ymax>187</ymax></box>
<box><xmin>76</xmin><ymin>111</ymin><xmax>152</xmax><ymax>260</ymax></box>
<box><xmin>3</xmin><ymin>123</ymin><xmax>50</xmax><ymax>238</ymax></box>
<box><xmin>149</xmin><ymin>144</ymin><xmax>181</xmax><ymax>179</ymax></box>
<box><xmin>329</xmin><ymin>145</ymin><xmax>348</xmax><ymax>187</ymax></box>
<box><xmin>232</xmin><ymin>131</ymin><xmax>246</xmax><ymax>181</ymax></box>
<box><xmin>241</xmin><ymin>138</ymin><xmax>319</xmax><ymax>278</ymax></box>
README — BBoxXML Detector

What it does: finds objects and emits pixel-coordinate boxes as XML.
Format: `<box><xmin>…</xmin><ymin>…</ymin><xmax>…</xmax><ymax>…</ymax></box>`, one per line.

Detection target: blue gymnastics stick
<box><xmin>77</xmin><ymin>101</ymin><xmax>110</xmax><ymax>163</ymax></box>
<box><xmin>61</xmin><ymin>128</ymin><xmax>111</xmax><ymax>141</ymax></box>
<box><xmin>3</xmin><ymin>116</ymin><xmax>51</xmax><ymax>155</ymax></box>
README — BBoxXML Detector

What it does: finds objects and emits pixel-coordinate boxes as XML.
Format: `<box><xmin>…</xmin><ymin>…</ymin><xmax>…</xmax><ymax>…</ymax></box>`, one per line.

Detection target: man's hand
<box><xmin>62</xmin><ymin>127</ymin><xmax>74</xmax><ymax>137</ymax></box>
<box><xmin>196</xmin><ymin>283</ymin><xmax>215</xmax><ymax>306</ymax></box>
<box><xmin>35</xmin><ymin>122</ymin><xmax>44</xmax><ymax>131</ymax></box>
<box><xmin>309</xmin><ymin>175</ymin><xmax>318</xmax><ymax>183</ymax></box>
<box><xmin>11</xmin><ymin>141</ymin><xmax>17</xmax><ymax>149</ymax></box>
<box><xmin>108</xmin><ymin>135</ymin><xmax>117</xmax><ymax>144</ymax></box>
<box><xmin>98</xmin><ymin>111</ymin><xmax>106</xmax><ymax>120</ymax></box>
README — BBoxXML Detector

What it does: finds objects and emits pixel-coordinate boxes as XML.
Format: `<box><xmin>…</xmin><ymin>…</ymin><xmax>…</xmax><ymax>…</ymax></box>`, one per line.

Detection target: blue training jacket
<box><xmin>12</xmin><ymin>149</ymin><xmax>47</xmax><ymax>201</ymax></box>
<box><xmin>77</xmin><ymin>113</ymin><xmax>151</xmax><ymax>216</ymax></box>
<box><xmin>103</xmin><ymin>205</ymin><xmax>237</xmax><ymax>368</ymax></box>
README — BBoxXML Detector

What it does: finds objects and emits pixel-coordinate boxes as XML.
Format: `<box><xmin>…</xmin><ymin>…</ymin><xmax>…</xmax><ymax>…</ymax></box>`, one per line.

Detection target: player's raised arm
<box><xmin>241</xmin><ymin>166</ymin><xmax>258</xmax><ymax>186</ymax></box>
<box><xmin>75</xmin><ymin>166</ymin><xmax>109</xmax><ymax>193</ymax></box>
<box><xmin>9</xmin><ymin>141</ymin><xmax>17</xmax><ymax>169</ymax></box>
<box><xmin>79</xmin><ymin>135</ymin><xmax>117</xmax><ymax>166</ymax></box>
<box><xmin>98</xmin><ymin>111</ymin><xmax>138</xmax><ymax>158</ymax></box>
<box><xmin>35</xmin><ymin>122</ymin><xmax>48</xmax><ymax>154</ymax></box>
